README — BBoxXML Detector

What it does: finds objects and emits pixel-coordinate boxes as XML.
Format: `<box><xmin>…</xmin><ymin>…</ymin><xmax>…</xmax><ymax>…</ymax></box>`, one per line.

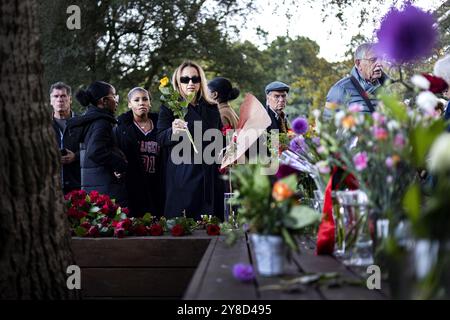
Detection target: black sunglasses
<box><xmin>180</xmin><ymin>76</ymin><xmax>201</xmax><ymax>84</ymax></box>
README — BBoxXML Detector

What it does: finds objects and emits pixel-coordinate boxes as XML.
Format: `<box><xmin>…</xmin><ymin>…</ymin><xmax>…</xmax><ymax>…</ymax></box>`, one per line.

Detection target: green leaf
<box><xmin>288</xmin><ymin>205</ymin><xmax>321</xmax><ymax>229</ymax></box>
<box><xmin>402</xmin><ymin>183</ymin><xmax>421</xmax><ymax>224</ymax></box>
<box><xmin>379</xmin><ymin>94</ymin><xmax>408</xmax><ymax>122</ymax></box>
<box><xmin>159</xmin><ymin>87</ymin><xmax>171</xmax><ymax>95</ymax></box>
<box><xmin>280</xmin><ymin>174</ymin><xmax>298</xmax><ymax>191</ymax></box>
<box><xmin>142</xmin><ymin>212</ymin><xmax>152</xmax><ymax>223</ymax></box>
<box><xmin>410</xmin><ymin>120</ymin><xmax>446</xmax><ymax>167</ymax></box>
<box><xmin>89</xmin><ymin>206</ymin><xmax>100</xmax><ymax>213</ymax></box>
<box><xmin>75</xmin><ymin>226</ymin><xmax>87</xmax><ymax>237</ymax></box>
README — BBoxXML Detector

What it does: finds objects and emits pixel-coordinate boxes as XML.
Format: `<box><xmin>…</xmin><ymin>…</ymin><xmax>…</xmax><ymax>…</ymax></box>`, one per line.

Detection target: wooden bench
<box><xmin>72</xmin><ymin>232</ymin><xmax>387</xmax><ymax>299</ymax></box>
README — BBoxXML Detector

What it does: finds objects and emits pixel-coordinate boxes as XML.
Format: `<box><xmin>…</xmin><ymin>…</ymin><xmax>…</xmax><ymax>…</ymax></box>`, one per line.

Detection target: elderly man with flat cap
<box><xmin>265</xmin><ymin>81</ymin><xmax>290</xmax><ymax>134</ymax></box>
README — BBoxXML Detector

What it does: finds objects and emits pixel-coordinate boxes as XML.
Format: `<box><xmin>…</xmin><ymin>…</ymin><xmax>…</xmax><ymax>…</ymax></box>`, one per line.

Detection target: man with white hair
<box><xmin>324</xmin><ymin>43</ymin><xmax>388</xmax><ymax>119</ymax></box>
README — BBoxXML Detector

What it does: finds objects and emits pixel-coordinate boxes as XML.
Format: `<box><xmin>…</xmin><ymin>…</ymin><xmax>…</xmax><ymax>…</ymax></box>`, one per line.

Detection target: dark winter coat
<box><xmin>52</xmin><ymin>112</ymin><xmax>83</xmax><ymax>193</ymax></box>
<box><xmin>157</xmin><ymin>97</ymin><xmax>224</xmax><ymax>220</ymax></box>
<box><xmin>115</xmin><ymin>111</ymin><xmax>163</xmax><ymax>217</ymax></box>
<box><xmin>68</xmin><ymin>105</ymin><xmax>127</xmax><ymax>205</ymax></box>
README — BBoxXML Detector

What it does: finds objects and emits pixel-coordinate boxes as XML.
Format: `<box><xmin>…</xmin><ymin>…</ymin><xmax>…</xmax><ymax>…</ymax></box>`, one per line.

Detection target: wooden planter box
<box><xmin>72</xmin><ymin>232</ymin><xmax>212</xmax><ymax>299</ymax></box>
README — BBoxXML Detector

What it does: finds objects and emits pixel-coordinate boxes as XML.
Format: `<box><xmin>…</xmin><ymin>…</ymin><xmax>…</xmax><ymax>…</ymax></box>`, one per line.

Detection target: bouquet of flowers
<box><xmin>66</xmin><ymin>190</ymin><xmax>222</xmax><ymax>238</ymax></box>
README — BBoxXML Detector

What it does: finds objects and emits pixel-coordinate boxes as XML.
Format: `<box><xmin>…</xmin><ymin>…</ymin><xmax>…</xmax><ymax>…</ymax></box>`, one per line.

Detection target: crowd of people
<box><xmin>52</xmin><ymin>44</ymin><xmax>450</xmax><ymax>220</ymax></box>
<box><xmin>52</xmin><ymin>60</ymin><xmax>291</xmax><ymax>220</ymax></box>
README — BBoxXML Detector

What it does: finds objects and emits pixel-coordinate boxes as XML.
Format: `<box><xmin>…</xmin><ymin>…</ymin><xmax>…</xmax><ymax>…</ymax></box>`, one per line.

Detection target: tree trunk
<box><xmin>0</xmin><ymin>0</ymin><xmax>77</xmax><ymax>299</ymax></box>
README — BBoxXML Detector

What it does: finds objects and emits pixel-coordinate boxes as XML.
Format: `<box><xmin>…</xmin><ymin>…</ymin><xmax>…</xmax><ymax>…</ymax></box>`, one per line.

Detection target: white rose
<box><xmin>411</xmin><ymin>74</ymin><xmax>430</xmax><ymax>90</ymax></box>
<box><xmin>334</xmin><ymin>110</ymin><xmax>345</xmax><ymax>127</ymax></box>
<box><xmin>416</xmin><ymin>91</ymin><xmax>438</xmax><ymax>115</ymax></box>
<box><xmin>427</xmin><ymin>133</ymin><xmax>450</xmax><ymax>173</ymax></box>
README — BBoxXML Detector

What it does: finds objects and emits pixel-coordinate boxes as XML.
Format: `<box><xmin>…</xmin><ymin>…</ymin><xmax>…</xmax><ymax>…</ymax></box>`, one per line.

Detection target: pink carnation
<box><xmin>353</xmin><ymin>152</ymin><xmax>369</xmax><ymax>171</ymax></box>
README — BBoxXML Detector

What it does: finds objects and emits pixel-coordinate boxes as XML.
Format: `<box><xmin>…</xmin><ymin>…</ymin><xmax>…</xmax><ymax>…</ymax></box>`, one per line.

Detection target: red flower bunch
<box><xmin>422</xmin><ymin>73</ymin><xmax>449</xmax><ymax>94</ymax></box>
<box><xmin>65</xmin><ymin>190</ymin><xmax>130</xmax><ymax>238</ymax></box>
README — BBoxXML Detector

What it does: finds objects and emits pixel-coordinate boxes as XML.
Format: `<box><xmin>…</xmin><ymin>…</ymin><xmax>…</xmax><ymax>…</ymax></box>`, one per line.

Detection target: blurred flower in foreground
<box><xmin>232</xmin><ymin>263</ymin><xmax>255</xmax><ymax>282</ymax></box>
<box><xmin>376</xmin><ymin>3</ymin><xmax>437</xmax><ymax>63</ymax></box>
<box><xmin>427</xmin><ymin>133</ymin><xmax>450</xmax><ymax>174</ymax></box>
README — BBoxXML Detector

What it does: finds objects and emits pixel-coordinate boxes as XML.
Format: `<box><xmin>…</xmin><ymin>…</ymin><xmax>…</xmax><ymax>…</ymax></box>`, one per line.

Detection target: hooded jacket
<box><xmin>68</xmin><ymin>105</ymin><xmax>127</xmax><ymax>204</ymax></box>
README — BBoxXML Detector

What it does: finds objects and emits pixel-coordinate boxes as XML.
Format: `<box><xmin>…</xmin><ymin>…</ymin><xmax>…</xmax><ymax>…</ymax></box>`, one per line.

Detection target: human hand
<box><xmin>172</xmin><ymin>119</ymin><xmax>188</xmax><ymax>135</ymax></box>
<box><xmin>61</xmin><ymin>149</ymin><xmax>76</xmax><ymax>164</ymax></box>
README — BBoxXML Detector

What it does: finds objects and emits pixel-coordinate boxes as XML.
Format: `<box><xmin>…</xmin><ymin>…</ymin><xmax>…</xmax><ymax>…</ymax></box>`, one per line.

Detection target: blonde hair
<box><xmin>172</xmin><ymin>60</ymin><xmax>215</xmax><ymax>105</ymax></box>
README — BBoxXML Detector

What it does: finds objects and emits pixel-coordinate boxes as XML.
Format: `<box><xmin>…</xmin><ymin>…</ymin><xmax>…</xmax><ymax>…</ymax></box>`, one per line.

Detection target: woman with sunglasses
<box><xmin>70</xmin><ymin>81</ymin><xmax>128</xmax><ymax>205</ymax></box>
<box><xmin>157</xmin><ymin>61</ymin><xmax>224</xmax><ymax>220</ymax></box>
<box><xmin>114</xmin><ymin>87</ymin><xmax>163</xmax><ymax>217</ymax></box>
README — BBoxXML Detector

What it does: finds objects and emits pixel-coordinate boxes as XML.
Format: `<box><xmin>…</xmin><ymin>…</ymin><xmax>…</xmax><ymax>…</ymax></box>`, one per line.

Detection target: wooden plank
<box><xmin>72</xmin><ymin>237</ymin><xmax>211</xmax><ymax>267</ymax></box>
<box><xmin>248</xmin><ymin>235</ymin><xmax>323</xmax><ymax>300</ymax></box>
<box><xmin>81</xmin><ymin>268</ymin><xmax>195</xmax><ymax>298</ymax></box>
<box><xmin>187</xmin><ymin>235</ymin><xmax>259</xmax><ymax>300</ymax></box>
<box><xmin>183</xmin><ymin>237</ymin><xmax>218</xmax><ymax>299</ymax></box>
<box><xmin>295</xmin><ymin>238</ymin><xmax>386</xmax><ymax>300</ymax></box>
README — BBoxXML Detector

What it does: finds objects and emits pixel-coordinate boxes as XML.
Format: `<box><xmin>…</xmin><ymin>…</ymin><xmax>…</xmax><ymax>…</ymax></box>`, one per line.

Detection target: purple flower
<box><xmin>353</xmin><ymin>152</ymin><xmax>369</xmax><ymax>171</ymax></box>
<box><xmin>276</xmin><ymin>164</ymin><xmax>297</xmax><ymax>179</ymax></box>
<box><xmin>394</xmin><ymin>133</ymin><xmax>406</xmax><ymax>148</ymax></box>
<box><xmin>232</xmin><ymin>263</ymin><xmax>255</xmax><ymax>282</ymax></box>
<box><xmin>376</xmin><ymin>3</ymin><xmax>438</xmax><ymax>63</ymax></box>
<box><xmin>291</xmin><ymin>117</ymin><xmax>309</xmax><ymax>135</ymax></box>
<box><xmin>312</xmin><ymin>137</ymin><xmax>321</xmax><ymax>146</ymax></box>
<box><xmin>289</xmin><ymin>136</ymin><xmax>308</xmax><ymax>154</ymax></box>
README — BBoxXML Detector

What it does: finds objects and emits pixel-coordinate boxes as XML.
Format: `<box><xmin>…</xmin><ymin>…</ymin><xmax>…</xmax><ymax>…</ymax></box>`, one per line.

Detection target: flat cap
<box><xmin>265</xmin><ymin>81</ymin><xmax>290</xmax><ymax>95</ymax></box>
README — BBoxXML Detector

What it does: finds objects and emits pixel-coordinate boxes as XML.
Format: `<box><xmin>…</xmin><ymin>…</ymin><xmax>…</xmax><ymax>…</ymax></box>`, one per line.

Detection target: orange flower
<box><xmin>272</xmin><ymin>181</ymin><xmax>294</xmax><ymax>201</ymax></box>
<box><xmin>392</xmin><ymin>154</ymin><xmax>401</xmax><ymax>165</ymax></box>
<box><xmin>342</xmin><ymin>115</ymin><xmax>356</xmax><ymax>129</ymax></box>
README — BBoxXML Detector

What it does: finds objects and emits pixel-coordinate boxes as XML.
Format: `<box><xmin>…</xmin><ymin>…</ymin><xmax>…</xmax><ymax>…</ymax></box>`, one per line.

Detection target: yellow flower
<box><xmin>159</xmin><ymin>76</ymin><xmax>169</xmax><ymax>88</ymax></box>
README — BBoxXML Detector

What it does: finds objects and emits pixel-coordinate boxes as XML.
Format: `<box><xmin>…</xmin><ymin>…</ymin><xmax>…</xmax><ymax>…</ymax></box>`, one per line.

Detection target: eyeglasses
<box><xmin>180</xmin><ymin>76</ymin><xmax>201</xmax><ymax>84</ymax></box>
<box><xmin>102</xmin><ymin>94</ymin><xmax>119</xmax><ymax>102</ymax></box>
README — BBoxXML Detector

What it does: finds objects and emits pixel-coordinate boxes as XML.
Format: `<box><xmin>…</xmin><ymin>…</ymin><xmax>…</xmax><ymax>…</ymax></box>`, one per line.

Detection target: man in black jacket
<box><xmin>264</xmin><ymin>81</ymin><xmax>290</xmax><ymax>134</ymax></box>
<box><xmin>50</xmin><ymin>82</ymin><xmax>81</xmax><ymax>194</ymax></box>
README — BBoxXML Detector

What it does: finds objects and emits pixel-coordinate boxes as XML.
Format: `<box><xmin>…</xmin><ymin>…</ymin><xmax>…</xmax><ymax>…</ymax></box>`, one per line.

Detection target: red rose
<box><xmin>114</xmin><ymin>227</ymin><xmax>126</xmax><ymax>238</ymax></box>
<box><xmin>133</xmin><ymin>224</ymin><xmax>147</xmax><ymax>236</ymax></box>
<box><xmin>89</xmin><ymin>190</ymin><xmax>100</xmax><ymax>202</ymax></box>
<box><xmin>149</xmin><ymin>224</ymin><xmax>164</xmax><ymax>236</ymax></box>
<box><xmin>100</xmin><ymin>204</ymin><xmax>110</xmax><ymax>214</ymax></box>
<box><xmin>78</xmin><ymin>190</ymin><xmax>87</xmax><ymax>199</ymax></box>
<box><xmin>207</xmin><ymin>224</ymin><xmax>221</xmax><ymax>236</ymax></box>
<box><xmin>80</xmin><ymin>221</ymin><xmax>91</xmax><ymax>230</ymax></box>
<box><xmin>77</xmin><ymin>211</ymin><xmax>88</xmax><ymax>219</ymax></box>
<box><xmin>122</xmin><ymin>207</ymin><xmax>130</xmax><ymax>216</ymax></box>
<box><xmin>88</xmin><ymin>226</ymin><xmax>99</xmax><ymax>237</ymax></box>
<box><xmin>67</xmin><ymin>207</ymin><xmax>79</xmax><ymax>218</ymax></box>
<box><xmin>171</xmin><ymin>224</ymin><xmax>184</xmax><ymax>237</ymax></box>
<box><xmin>111</xmin><ymin>220</ymin><xmax>119</xmax><ymax>228</ymax></box>
<box><xmin>117</xmin><ymin>218</ymin><xmax>132</xmax><ymax>230</ymax></box>
<box><xmin>101</xmin><ymin>217</ymin><xmax>111</xmax><ymax>226</ymax></box>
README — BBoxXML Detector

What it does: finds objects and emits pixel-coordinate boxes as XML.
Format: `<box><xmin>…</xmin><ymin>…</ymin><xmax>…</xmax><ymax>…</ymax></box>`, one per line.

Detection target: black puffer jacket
<box><xmin>115</xmin><ymin>111</ymin><xmax>163</xmax><ymax>217</ymax></box>
<box><xmin>68</xmin><ymin>105</ymin><xmax>127</xmax><ymax>205</ymax></box>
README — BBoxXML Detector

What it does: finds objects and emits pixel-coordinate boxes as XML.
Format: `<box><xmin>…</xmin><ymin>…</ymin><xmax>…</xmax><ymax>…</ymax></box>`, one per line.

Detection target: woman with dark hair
<box><xmin>114</xmin><ymin>87</ymin><xmax>163</xmax><ymax>217</ymax></box>
<box><xmin>157</xmin><ymin>61</ymin><xmax>224</xmax><ymax>220</ymax></box>
<box><xmin>208</xmin><ymin>77</ymin><xmax>240</xmax><ymax>129</ymax></box>
<box><xmin>69</xmin><ymin>81</ymin><xmax>128</xmax><ymax>205</ymax></box>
